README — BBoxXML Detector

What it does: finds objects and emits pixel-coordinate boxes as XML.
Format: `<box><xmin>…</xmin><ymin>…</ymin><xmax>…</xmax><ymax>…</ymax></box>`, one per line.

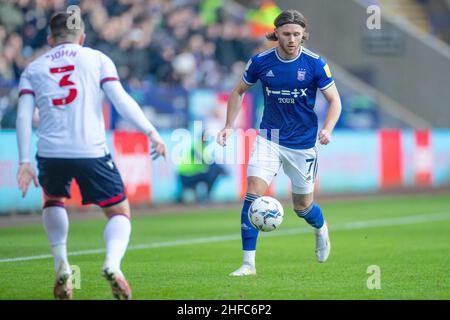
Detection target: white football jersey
<box><xmin>18</xmin><ymin>43</ymin><xmax>119</xmax><ymax>158</ymax></box>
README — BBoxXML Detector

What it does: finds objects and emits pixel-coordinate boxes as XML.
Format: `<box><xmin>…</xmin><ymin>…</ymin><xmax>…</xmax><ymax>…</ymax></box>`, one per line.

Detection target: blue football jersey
<box><xmin>243</xmin><ymin>46</ymin><xmax>334</xmax><ymax>149</ymax></box>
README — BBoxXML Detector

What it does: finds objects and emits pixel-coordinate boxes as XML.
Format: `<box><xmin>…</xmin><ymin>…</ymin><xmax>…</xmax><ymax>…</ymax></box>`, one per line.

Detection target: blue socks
<box><xmin>241</xmin><ymin>197</ymin><xmax>324</xmax><ymax>249</ymax></box>
<box><xmin>241</xmin><ymin>193</ymin><xmax>259</xmax><ymax>250</ymax></box>
<box><xmin>295</xmin><ymin>203</ymin><xmax>325</xmax><ymax>229</ymax></box>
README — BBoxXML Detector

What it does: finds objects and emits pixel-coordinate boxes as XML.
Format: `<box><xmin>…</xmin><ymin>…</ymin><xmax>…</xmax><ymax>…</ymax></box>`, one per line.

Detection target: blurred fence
<box><xmin>1</xmin><ymin>128</ymin><xmax>449</xmax><ymax>214</ymax></box>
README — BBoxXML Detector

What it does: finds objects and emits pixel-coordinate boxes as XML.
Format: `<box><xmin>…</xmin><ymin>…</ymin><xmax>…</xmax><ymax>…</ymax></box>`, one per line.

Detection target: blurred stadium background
<box><xmin>0</xmin><ymin>0</ymin><xmax>449</xmax><ymax>212</ymax></box>
<box><xmin>1</xmin><ymin>0</ymin><xmax>450</xmax><ymax>301</ymax></box>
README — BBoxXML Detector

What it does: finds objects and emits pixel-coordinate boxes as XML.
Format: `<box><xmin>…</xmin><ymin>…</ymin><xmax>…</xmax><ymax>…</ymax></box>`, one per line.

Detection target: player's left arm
<box><xmin>315</xmin><ymin>58</ymin><xmax>342</xmax><ymax>145</ymax></box>
<box><xmin>318</xmin><ymin>83</ymin><xmax>342</xmax><ymax>145</ymax></box>
<box><xmin>16</xmin><ymin>92</ymin><xmax>39</xmax><ymax>197</ymax></box>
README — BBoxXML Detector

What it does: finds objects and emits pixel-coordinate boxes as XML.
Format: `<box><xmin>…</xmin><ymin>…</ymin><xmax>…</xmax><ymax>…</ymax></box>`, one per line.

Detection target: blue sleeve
<box><xmin>315</xmin><ymin>57</ymin><xmax>335</xmax><ymax>91</ymax></box>
<box><xmin>242</xmin><ymin>56</ymin><xmax>259</xmax><ymax>85</ymax></box>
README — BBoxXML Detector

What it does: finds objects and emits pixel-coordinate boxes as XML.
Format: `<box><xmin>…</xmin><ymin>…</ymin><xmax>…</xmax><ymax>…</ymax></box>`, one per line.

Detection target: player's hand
<box><xmin>318</xmin><ymin>129</ymin><xmax>331</xmax><ymax>145</ymax></box>
<box><xmin>148</xmin><ymin>130</ymin><xmax>167</xmax><ymax>161</ymax></box>
<box><xmin>217</xmin><ymin>126</ymin><xmax>233</xmax><ymax>147</ymax></box>
<box><xmin>17</xmin><ymin>163</ymin><xmax>39</xmax><ymax>198</ymax></box>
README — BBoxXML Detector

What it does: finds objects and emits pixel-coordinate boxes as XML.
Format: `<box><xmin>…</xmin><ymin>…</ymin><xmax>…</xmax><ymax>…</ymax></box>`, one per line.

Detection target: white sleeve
<box><xmin>99</xmin><ymin>52</ymin><xmax>120</xmax><ymax>86</ymax></box>
<box><xmin>102</xmin><ymin>80</ymin><xmax>156</xmax><ymax>134</ymax></box>
<box><xmin>18</xmin><ymin>67</ymin><xmax>35</xmax><ymax>97</ymax></box>
<box><xmin>16</xmin><ymin>94</ymin><xmax>36</xmax><ymax>164</ymax></box>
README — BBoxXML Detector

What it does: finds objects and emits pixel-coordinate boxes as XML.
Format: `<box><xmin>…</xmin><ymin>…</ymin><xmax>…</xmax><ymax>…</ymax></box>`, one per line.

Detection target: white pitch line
<box><xmin>1</xmin><ymin>212</ymin><xmax>450</xmax><ymax>264</ymax></box>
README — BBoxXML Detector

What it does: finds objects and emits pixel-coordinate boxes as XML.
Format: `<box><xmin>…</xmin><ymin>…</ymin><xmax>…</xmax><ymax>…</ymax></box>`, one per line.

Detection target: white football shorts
<box><xmin>247</xmin><ymin>135</ymin><xmax>319</xmax><ymax>194</ymax></box>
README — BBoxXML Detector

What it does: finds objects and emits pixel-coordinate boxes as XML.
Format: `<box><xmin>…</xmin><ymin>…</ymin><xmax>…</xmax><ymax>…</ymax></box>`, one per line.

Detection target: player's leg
<box><xmin>230</xmin><ymin>136</ymin><xmax>281</xmax><ymax>276</ymax></box>
<box><xmin>101</xmin><ymin>200</ymin><xmax>132</xmax><ymax>300</ymax></box>
<box><xmin>281</xmin><ymin>145</ymin><xmax>330</xmax><ymax>262</ymax></box>
<box><xmin>102</xmin><ymin>201</ymin><xmax>131</xmax><ymax>274</ymax></box>
<box><xmin>37</xmin><ymin>156</ymin><xmax>73</xmax><ymax>299</ymax></box>
<box><xmin>292</xmin><ymin>193</ymin><xmax>330</xmax><ymax>262</ymax></box>
<box><xmin>74</xmin><ymin>154</ymin><xmax>131</xmax><ymax>299</ymax></box>
<box><xmin>42</xmin><ymin>195</ymin><xmax>74</xmax><ymax>300</ymax></box>
<box><xmin>229</xmin><ymin>176</ymin><xmax>269</xmax><ymax>276</ymax></box>
<box><xmin>292</xmin><ymin>192</ymin><xmax>323</xmax><ymax>228</ymax></box>
<box><xmin>42</xmin><ymin>195</ymin><xmax>71</xmax><ymax>276</ymax></box>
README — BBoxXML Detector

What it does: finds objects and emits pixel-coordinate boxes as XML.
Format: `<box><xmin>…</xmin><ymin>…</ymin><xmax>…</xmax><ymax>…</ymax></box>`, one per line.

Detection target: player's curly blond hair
<box><xmin>266</xmin><ymin>9</ymin><xmax>309</xmax><ymax>43</ymax></box>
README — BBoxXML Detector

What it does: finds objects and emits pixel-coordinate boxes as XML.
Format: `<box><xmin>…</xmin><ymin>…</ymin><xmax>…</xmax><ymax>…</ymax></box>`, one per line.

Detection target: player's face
<box><xmin>275</xmin><ymin>24</ymin><xmax>304</xmax><ymax>58</ymax></box>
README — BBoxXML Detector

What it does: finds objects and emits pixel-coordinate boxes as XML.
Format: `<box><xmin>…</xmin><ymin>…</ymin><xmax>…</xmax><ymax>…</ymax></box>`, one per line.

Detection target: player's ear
<box><xmin>47</xmin><ymin>35</ymin><xmax>55</xmax><ymax>47</ymax></box>
<box><xmin>79</xmin><ymin>33</ymin><xmax>86</xmax><ymax>46</ymax></box>
<box><xmin>302</xmin><ymin>31</ymin><xmax>309</xmax><ymax>43</ymax></box>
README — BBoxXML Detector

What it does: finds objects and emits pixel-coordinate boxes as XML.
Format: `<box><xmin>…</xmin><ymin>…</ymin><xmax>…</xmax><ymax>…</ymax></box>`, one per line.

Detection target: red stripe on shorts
<box><xmin>96</xmin><ymin>193</ymin><xmax>124</xmax><ymax>207</ymax></box>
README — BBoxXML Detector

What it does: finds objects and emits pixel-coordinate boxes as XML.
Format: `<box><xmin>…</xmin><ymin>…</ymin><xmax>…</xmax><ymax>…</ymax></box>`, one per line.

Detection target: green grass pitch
<box><xmin>0</xmin><ymin>193</ymin><xmax>449</xmax><ymax>300</ymax></box>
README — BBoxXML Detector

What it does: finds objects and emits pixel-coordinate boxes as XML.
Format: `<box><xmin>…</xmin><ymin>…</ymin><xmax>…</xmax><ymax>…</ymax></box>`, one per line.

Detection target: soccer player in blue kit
<box><xmin>217</xmin><ymin>9</ymin><xmax>342</xmax><ymax>276</ymax></box>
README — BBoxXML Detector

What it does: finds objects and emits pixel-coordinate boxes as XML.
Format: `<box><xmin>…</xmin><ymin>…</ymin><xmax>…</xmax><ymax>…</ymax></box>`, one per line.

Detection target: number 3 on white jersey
<box><xmin>49</xmin><ymin>65</ymin><xmax>77</xmax><ymax>106</ymax></box>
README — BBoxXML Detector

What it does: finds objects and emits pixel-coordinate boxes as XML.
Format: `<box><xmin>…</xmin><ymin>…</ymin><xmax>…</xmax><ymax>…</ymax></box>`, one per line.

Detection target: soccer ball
<box><xmin>248</xmin><ymin>196</ymin><xmax>284</xmax><ymax>232</ymax></box>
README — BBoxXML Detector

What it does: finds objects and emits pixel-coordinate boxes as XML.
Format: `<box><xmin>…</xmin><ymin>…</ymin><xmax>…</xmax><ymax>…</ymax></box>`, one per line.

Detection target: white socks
<box><xmin>43</xmin><ymin>206</ymin><xmax>131</xmax><ymax>275</ymax></box>
<box><xmin>243</xmin><ymin>250</ymin><xmax>256</xmax><ymax>267</ymax></box>
<box><xmin>103</xmin><ymin>215</ymin><xmax>131</xmax><ymax>272</ymax></box>
<box><xmin>42</xmin><ymin>205</ymin><xmax>70</xmax><ymax>274</ymax></box>
<box><xmin>315</xmin><ymin>222</ymin><xmax>328</xmax><ymax>235</ymax></box>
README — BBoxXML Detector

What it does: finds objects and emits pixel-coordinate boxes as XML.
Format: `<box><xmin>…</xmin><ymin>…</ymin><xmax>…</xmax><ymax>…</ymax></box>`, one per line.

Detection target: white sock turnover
<box><xmin>103</xmin><ymin>215</ymin><xmax>131</xmax><ymax>272</ymax></box>
<box><xmin>42</xmin><ymin>205</ymin><xmax>70</xmax><ymax>274</ymax></box>
<box><xmin>243</xmin><ymin>250</ymin><xmax>256</xmax><ymax>267</ymax></box>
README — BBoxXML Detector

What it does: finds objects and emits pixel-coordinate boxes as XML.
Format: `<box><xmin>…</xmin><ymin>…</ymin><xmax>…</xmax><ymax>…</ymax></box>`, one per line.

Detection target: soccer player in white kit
<box><xmin>16</xmin><ymin>12</ymin><xmax>167</xmax><ymax>299</ymax></box>
<box><xmin>217</xmin><ymin>10</ymin><xmax>342</xmax><ymax>276</ymax></box>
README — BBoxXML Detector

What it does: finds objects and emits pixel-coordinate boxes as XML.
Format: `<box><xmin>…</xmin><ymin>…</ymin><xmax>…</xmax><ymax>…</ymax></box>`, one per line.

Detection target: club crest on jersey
<box><xmin>297</xmin><ymin>70</ymin><xmax>306</xmax><ymax>81</ymax></box>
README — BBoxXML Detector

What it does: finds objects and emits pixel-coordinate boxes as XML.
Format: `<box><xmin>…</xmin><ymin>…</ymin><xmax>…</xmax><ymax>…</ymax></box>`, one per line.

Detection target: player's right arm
<box><xmin>217</xmin><ymin>80</ymin><xmax>251</xmax><ymax>147</ymax></box>
<box><xmin>99</xmin><ymin>53</ymin><xmax>167</xmax><ymax>159</ymax></box>
<box><xmin>16</xmin><ymin>75</ymin><xmax>39</xmax><ymax>197</ymax></box>
<box><xmin>102</xmin><ymin>81</ymin><xmax>167</xmax><ymax>159</ymax></box>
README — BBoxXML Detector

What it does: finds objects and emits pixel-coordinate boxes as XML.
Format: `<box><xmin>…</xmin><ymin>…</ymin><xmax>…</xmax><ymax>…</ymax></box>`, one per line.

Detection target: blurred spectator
<box><xmin>0</xmin><ymin>1</ymin><xmax>24</xmax><ymax>35</ymax></box>
<box><xmin>245</xmin><ymin>0</ymin><xmax>281</xmax><ymax>38</ymax></box>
